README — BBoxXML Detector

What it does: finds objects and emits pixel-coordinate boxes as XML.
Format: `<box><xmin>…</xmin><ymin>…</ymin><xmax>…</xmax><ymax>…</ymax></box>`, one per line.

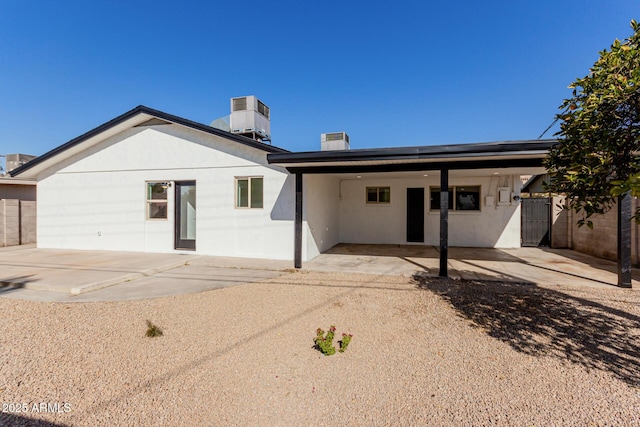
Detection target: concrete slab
<box><xmin>0</xmin><ymin>247</ymin><xmax>197</xmax><ymax>293</ymax></box>
<box><xmin>65</xmin><ymin>265</ymin><xmax>282</xmax><ymax>302</ymax></box>
<box><xmin>1</xmin><ymin>243</ymin><xmax>636</xmax><ymax>303</ymax></box>
<box><xmin>0</xmin><ymin>247</ymin><xmax>287</xmax><ymax>302</ymax></box>
<box><xmin>304</xmin><ymin>244</ymin><xmax>640</xmax><ymax>289</ymax></box>
<box><xmin>304</xmin><ymin>244</ymin><xmax>440</xmax><ymax>276</ymax></box>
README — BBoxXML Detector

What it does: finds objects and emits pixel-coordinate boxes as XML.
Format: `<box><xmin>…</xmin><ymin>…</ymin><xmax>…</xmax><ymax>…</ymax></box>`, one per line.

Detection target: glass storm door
<box><xmin>175</xmin><ymin>181</ymin><xmax>196</xmax><ymax>250</ymax></box>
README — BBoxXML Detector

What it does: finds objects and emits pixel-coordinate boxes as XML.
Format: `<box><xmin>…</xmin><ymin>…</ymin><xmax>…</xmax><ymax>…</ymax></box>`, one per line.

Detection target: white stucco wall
<box><xmin>36</xmin><ymin>124</ymin><xmax>296</xmax><ymax>260</ymax></box>
<box><xmin>34</xmin><ymin>118</ymin><xmax>529</xmax><ymax>261</ymax></box>
<box><xmin>303</xmin><ymin>175</ymin><xmax>340</xmax><ymax>259</ymax></box>
<box><xmin>339</xmin><ymin>174</ymin><xmax>523</xmax><ymax>248</ymax></box>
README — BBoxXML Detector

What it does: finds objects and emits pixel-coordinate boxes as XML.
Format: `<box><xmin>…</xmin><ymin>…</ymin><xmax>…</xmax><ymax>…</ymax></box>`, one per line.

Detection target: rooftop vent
<box><xmin>321</xmin><ymin>132</ymin><xmax>350</xmax><ymax>151</ymax></box>
<box><xmin>229</xmin><ymin>96</ymin><xmax>271</xmax><ymax>143</ymax></box>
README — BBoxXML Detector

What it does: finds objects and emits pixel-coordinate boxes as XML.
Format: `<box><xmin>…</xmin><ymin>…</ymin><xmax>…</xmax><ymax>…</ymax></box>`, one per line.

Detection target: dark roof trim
<box><xmin>285</xmin><ymin>157</ymin><xmax>547</xmax><ymax>175</ymax></box>
<box><xmin>521</xmin><ymin>174</ymin><xmax>540</xmax><ymax>193</ymax></box>
<box><xmin>268</xmin><ymin>139</ymin><xmax>556</xmax><ymax>165</ymax></box>
<box><xmin>521</xmin><ymin>174</ymin><xmax>552</xmax><ymax>193</ymax></box>
<box><xmin>11</xmin><ymin>105</ymin><xmax>289</xmax><ymax>176</ymax></box>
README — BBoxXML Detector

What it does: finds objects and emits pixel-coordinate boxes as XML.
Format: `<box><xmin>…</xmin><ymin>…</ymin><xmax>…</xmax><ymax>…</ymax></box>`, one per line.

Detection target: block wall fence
<box><xmin>0</xmin><ymin>199</ymin><xmax>36</xmax><ymax>247</ymax></box>
<box><xmin>551</xmin><ymin>196</ymin><xmax>640</xmax><ymax>266</ymax></box>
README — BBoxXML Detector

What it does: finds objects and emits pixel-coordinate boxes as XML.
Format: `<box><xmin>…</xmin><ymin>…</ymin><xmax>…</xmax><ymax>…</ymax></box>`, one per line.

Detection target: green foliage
<box><xmin>145</xmin><ymin>320</ymin><xmax>163</xmax><ymax>338</ymax></box>
<box><xmin>339</xmin><ymin>333</ymin><xmax>353</xmax><ymax>353</ymax></box>
<box><xmin>314</xmin><ymin>326</ymin><xmax>336</xmax><ymax>355</ymax></box>
<box><xmin>314</xmin><ymin>325</ymin><xmax>352</xmax><ymax>356</ymax></box>
<box><xmin>545</xmin><ymin>20</ymin><xmax>640</xmax><ymax>226</ymax></box>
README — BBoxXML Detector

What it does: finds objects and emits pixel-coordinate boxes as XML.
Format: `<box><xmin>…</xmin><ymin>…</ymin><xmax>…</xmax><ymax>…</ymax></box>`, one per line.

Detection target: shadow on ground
<box><xmin>0</xmin><ymin>275</ymin><xmax>36</xmax><ymax>295</ymax></box>
<box><xmin>412</xmin><ymin>274</ymin><xmax>640</xmax><ymax>387</ymax></box>
<box><xmin>0</xmin><ymin>413</ymin><xmax>69</xmax><ymax>426</ymax></box>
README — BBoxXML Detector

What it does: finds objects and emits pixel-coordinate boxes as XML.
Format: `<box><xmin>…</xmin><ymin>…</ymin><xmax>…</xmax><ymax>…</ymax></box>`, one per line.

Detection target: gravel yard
<box><xmin>1</xmin><ymin>270</ymin><xmax>640</xmax><ymax>426</ymax></box>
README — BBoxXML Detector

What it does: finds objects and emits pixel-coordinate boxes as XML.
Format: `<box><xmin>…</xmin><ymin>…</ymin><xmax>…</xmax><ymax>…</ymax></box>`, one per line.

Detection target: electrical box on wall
<box><xmin>498</xmin><ymin>187</ymin><xmax>511</xmax><ymax>205</ymax></box>
<box><xmin>485</xmin><ymin>195</ymin><xmax>495</xmax><ymax>207</ymax></box>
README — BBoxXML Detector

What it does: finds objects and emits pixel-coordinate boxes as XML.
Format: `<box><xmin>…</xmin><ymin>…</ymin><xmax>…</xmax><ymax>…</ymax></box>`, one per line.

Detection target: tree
<box><xmin>545</xmin><ymin>20</ymin><xmax>640</xmax><ymax>227</ymax></box>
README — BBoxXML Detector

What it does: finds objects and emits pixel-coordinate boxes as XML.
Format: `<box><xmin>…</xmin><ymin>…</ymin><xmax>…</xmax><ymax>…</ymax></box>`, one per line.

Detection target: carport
<box><xmin>267</xmin><ymin>139</ymin><xmax>556</xmax><ymax>275</ymax></box>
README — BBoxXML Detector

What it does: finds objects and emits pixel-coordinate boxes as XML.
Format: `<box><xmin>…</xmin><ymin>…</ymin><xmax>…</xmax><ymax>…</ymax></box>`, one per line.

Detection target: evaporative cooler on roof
<box><xmin>321</xmin><ymin>132</ymin><xmax>350</xmax><ymax>151</ymax></box>
<box><xmin>229</xmin><ymin>96</ymin><xmax>271</xmax><ymax>143</ymax></box>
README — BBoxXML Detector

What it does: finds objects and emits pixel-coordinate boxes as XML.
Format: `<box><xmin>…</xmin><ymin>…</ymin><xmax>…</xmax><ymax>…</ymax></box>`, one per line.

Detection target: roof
<box><xmin>267</xmin><ymin>139</ymin><xmax>557</xmax><ymax>173</ymax></box>
<box><xmin>10</xmin><ymin>105</ymin><xmax>290</xmax><ymax>177</ymax></box>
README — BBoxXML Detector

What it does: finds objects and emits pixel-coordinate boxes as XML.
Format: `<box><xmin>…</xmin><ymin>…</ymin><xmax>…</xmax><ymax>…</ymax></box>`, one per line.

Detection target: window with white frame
<box><xmin>430</xmin><ymin>186</ymin><xmax>481</xmax><ymax>211</ymax></box>
<box><xmin>236</xmin><ymin>177</ymin><xmax>264</xmax><ymax>208</ymax></box>
<box><xmin>146</xmin><ymin>182</ymin><xmax>169</xmax><ymax>219</ymax></box>
<box><xmin>366</xmin><ymin>186</ymin><xmax>391</xmax><ymax>204</ymax></box>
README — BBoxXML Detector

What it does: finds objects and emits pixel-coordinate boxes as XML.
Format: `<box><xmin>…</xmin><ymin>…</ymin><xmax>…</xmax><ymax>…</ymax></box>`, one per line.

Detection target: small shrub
<box><xmin>314</xmin><ymin>325</ymin><xmax>352</xmax><ymax>356</ymax></box>
<box><xmin>339</xmin><ymin>333</ymin><xmax>353</xmax><ymax>352</ymax></box>
<box><xmin>145</xmin><ymin>320</ymin><xmax>163</xmax><ymax>338</ymax></box>
<box><xmin>314</xmin><ymin>326</ymin><xmax>336</xmax><ymax>355</ymax></box>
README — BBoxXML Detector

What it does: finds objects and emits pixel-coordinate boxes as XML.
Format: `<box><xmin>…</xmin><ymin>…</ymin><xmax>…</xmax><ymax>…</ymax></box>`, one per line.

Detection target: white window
<box><xmin>236</xmin><ymin>177</ymin><xmax>264</xmax><ymax>209</ymax></box>
<box><xmin>146</xmin><ymin>182</ymin><xmax>169</xmax><ymax>219</ymax></box>
<box><xmin>366</xmin><ymin>187</ymin><xmax>391</xmax><ymax>204</ymax></box>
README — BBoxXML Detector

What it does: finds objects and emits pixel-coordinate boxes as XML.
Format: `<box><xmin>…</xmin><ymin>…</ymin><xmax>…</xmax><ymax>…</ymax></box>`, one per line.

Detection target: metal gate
<box><xmin>521</xmin><ymin>197</ymin><xmax>550</xmax><ymax>247</ymax></box>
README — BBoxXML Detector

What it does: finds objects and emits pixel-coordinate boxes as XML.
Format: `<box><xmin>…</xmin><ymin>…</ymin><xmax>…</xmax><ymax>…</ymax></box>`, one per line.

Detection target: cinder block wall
<box><xmin>552</xmin><ymin>197</ymin><xmax>640</xmax><ymax>265</ymax></box>
<box><xmin>0</xmin><ymin>201</ymin><xmax>4</xmax><ymax>245</ymax></box>
<box><xmin>0</xmin><ymin>199</ymin><xmax>37</xmax><ymax>247</ymax></box>
<box><xmin>1</xmin><ymin>199</ymin><xmax>20</xmax><ymax>246</ymax></box>
<box><xmin>551</xmin><ymin>196</ymin><xmax>569</xmax><ymax>248</ymax></box>
<box><xmin>568</xmin><ymin>204</ymin><xmax>618</xmax><ymax>260</ymax></box>
<box><xmin>20</xmin><ymin>200</ymin><xmax>37</xmax><ymax>244</ymax></box>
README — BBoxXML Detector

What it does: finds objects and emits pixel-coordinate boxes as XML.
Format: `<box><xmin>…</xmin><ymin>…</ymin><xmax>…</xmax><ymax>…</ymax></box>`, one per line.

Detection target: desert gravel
<box><xmin>1</xmin><ymin>271</ymin><xmax>640</xmax><ymax>426</ymax></box>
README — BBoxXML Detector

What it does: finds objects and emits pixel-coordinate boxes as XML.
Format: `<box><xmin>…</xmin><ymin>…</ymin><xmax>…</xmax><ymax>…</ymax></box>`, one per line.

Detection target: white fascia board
<box><xmin>0</xmin><ymin>177</ymin><xmax>36</xmax><ymax>185</ymax></box>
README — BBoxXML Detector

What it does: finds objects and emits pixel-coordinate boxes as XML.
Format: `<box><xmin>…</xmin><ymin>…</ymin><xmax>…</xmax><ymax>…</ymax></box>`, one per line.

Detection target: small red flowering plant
<box><xmin>313</xmin><ymin>325</ymin><xmax>352</xmax><ymax>356</ymax></box>
<box><xmin>339</xmin><ymin>333</ymin><xmax>352</xmax><ymax>353</ymax></box>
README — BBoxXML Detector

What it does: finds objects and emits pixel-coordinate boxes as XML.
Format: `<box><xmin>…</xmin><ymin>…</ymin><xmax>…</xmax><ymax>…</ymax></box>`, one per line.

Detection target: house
<box><xmin>11</xmin><ymin>100</ymin><xmax>555</xmax><ymax>271</ymax></box>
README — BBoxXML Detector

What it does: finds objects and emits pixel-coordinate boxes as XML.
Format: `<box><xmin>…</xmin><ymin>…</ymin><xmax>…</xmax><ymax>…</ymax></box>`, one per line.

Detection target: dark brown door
<box><xmin>407</xmin><ymin>188</ymin><xmax>425</xmax><ymax>242</ymax></box>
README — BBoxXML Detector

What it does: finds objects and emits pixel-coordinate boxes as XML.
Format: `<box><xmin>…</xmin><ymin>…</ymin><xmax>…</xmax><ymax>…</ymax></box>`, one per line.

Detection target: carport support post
<box><xmin>439</xmin><ymin>168</ymin><xmax>449</xmax><ymax>277</ymax></box>
<box><xmin>294</xmin><ymin>173</ymin><xmax>303</xmax><ymax>269</ymax></box>
<box><xmin>617</xmin><ymin>193</ymin><xmax>632</xmax><ymax>288</ymax></box>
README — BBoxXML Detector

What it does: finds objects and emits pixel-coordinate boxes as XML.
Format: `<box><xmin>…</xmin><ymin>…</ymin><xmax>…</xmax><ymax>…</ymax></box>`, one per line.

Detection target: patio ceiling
<box><xmin>319</xmin><ymin>166</ymin><xmax>547</xmax><ymax>181</ymax></box>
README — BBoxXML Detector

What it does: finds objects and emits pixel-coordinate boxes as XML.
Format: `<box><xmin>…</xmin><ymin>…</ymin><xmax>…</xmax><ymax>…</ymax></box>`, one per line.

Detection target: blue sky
<box><xmin>0</xmin><ymin>1</ymin><xmax>638</xmax><ymax>159</ymax></box>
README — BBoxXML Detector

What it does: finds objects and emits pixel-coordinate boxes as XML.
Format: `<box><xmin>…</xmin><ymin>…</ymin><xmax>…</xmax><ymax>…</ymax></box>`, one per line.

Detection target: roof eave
<box><xmin>11</xmin><ymin>105</ymin><xmax>290</xmax><ymax>178</ymax></box>
<box><xmin>267</xmin><ymin>140</ymin><xmax>555</xmax><ymax>170</ymax></box>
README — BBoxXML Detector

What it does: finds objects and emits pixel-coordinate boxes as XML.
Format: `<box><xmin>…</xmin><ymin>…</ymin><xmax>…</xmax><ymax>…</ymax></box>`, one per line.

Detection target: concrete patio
<box><xmin>0</xmin><ymin>243</ymin><xmax>636</xmax><ymax>302</ymax></box>
<box><xmin>304</xmin><ymin>244</ymin><xmax>640</xmax><ymax>289</ymax></box>
<box><xmin>0</xmin><ymin>245</ymin><xmax>288</xmax><ymax>302</ymax></box>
